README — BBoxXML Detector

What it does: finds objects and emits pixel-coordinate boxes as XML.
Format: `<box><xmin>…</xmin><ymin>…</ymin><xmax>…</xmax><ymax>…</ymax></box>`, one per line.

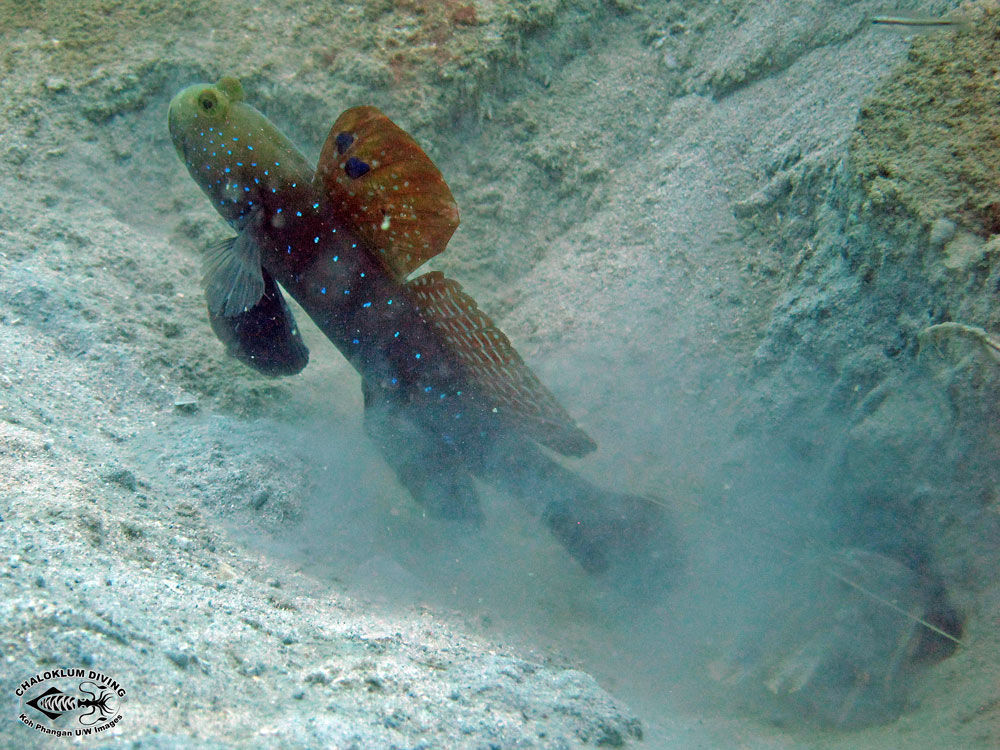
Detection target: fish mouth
<box><xmin>167</xmin><ymin>94</ymin><xmax>195</xmax><ymax>164</ymax></box>
<box><xmin>167</xmin><ymin>97</ymin><xmax>180</xmax><ymax>136</ymax></box>
<box><xmin>167</xmin><ymin>85</ymin><xmax>204</xmax><ymax>163</ymax></box>
<box><xmin>167</xmin><ymin>97</ymin><xmax>183</xmax><ymax>153</ymax></box>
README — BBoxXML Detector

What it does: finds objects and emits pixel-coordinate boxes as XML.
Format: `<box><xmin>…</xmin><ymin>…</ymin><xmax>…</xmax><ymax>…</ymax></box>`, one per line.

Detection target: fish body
<box><xmin>168</xmin><ymin>77</ymin><xmax>673</xmax><ymax>583</ymax></box>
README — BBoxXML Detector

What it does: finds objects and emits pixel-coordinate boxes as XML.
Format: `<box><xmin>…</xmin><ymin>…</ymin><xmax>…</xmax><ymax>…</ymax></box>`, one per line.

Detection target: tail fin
<box><xmin>473</xmin><ymin>439</ymin><xmax>680</xmax><ymax>593</ymax></box>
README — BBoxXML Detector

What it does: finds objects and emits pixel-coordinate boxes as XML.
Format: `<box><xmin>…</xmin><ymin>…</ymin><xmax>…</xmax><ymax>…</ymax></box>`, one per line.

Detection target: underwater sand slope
<box><xmin>1</xmin><ymin>0</ymin><xmax>998</xmax><ymax>747</ymax></box>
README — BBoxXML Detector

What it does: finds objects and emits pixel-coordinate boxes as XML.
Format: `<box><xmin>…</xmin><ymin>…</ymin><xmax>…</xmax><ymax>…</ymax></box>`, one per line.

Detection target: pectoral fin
<box><xmin>209</xmin><ymin>266</ymin><xmax>309</xmax><ymax>377</ymax></box>
<box><xmin>203</xmin><ymin>231</ymin><xmax>264</xmax><ymax>318</ymax></box>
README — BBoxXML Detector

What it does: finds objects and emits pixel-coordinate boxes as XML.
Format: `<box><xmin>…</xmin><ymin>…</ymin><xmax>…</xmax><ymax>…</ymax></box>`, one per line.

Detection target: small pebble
<box><xmin>104</xmin><ymin>468</ymin><xmax>138</xmax><ymax>492</ymax></box>
<box><xmin>928</xmin><ymin>217</ymin><xmax>956</xmax><ymax>248</ymax></box>
<box><xmin>173</xmin><ymin>535</ymin><xmax>193</xmax><ymax>551</ymax></box>
<box><xmin>45</xmin><ymin>76</ymin><xmax>68</xmax><ymax>92</ymax></box>
<box><xmin>166</xmin><ymin>650</ymin><xmax>192</xmax><ymax>669</ymax></box>
<box><xmin>173</xmin><ymin>395</ymin><xmax>199</xmax><ymax>413</ymax></box>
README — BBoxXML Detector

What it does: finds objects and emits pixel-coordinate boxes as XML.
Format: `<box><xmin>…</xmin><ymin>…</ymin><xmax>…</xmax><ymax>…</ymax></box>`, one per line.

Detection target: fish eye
<box><xmin>198</xmin><ymin>91</ymin><xmax>218</xmax><ymax>112</ymax></box>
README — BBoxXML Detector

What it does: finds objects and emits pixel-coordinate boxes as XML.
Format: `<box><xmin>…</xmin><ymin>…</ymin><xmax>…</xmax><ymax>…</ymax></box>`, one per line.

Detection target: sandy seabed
<box><xmin>2</xmin><ymin>1</ymin><xmax>999</xmax><ymax>747</ymax></box>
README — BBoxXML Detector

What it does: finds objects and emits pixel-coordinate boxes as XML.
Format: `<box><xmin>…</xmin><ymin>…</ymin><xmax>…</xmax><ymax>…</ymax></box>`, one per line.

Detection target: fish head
<box><xmin>168</xmin><ymin>77</ymin><xmax>312</xmax><ymax>227</ymax></box>
<box><xmin>168</xmin><ymin>76</ymin><xmax>246</xmax><ymax>165</ymax></box>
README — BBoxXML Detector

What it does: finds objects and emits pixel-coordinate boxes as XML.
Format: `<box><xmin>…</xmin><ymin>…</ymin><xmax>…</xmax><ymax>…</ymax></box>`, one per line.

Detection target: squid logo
<box><xmin>26</xmin><ymin>682</ymin><xmax>118</xmax><ymax>724</ymax></box>
<box><xmin>16</xmin><ymin>669</ymin><xmax>126</xmax><ymax>737</ymax></box>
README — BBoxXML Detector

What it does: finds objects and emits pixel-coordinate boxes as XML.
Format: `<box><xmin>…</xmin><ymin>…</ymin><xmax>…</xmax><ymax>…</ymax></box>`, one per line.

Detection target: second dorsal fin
<box><xmin>314</xmin><ymin>106</ymin><xmax>459</xmax><ymax>280</ymax></box>
<box><xmin>407</xmin><ymin>271</ymin><xmax>597</xmax><ymax>457</ymax></box>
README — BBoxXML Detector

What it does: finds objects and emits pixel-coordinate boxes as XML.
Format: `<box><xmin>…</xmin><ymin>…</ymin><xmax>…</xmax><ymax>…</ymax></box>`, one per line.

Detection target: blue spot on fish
<box><xmin>362</xmin><ymin>301</ymin><xmax>371</xmax><ymax>308</ymax></box>
<box><xmin>321</xmin><ymin>287</ymin><xmax>326</xmax><ymax>294</ymax></box>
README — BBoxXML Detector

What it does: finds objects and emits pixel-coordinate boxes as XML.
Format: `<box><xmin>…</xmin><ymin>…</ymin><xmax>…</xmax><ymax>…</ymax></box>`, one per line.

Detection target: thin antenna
<box><xmin>871</xmin><ymin>14</ymin><xmax>971</xmax><ymax>31</ymax></box>
<box><xmin>826</xmin><ymin>566</ymin><xmax>964</xmax><ymax>646</ymax></box>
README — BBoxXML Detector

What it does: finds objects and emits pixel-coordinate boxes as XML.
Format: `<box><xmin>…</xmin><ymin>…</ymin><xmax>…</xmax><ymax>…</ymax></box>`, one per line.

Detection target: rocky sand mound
<box><xmin>2</xmin><ymin>1</ymin><xmax>998</xmax><ymax>747</ymax></box>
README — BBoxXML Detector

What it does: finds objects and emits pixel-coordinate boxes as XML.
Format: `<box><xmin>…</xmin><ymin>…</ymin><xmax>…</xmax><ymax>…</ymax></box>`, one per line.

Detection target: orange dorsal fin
<box><xmin>407</xmin><ymin>271</ymin><xmax>597</xmax><ymax>457</ymax></box>
<box><xmin>315</xmin><ymin>106</ymin><xmax>459</xmax><ymax>280</ymax></box>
